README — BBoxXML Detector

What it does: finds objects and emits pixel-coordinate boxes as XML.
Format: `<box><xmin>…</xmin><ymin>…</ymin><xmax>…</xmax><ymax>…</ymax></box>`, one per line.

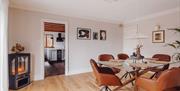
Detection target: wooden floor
<box><xmin>9</xmin><ymin>72</ymin><xmax>140</xmax><ymax>91</ymax></box>
<box><xmin>45</xmin><ymin>61</ymin><xmax>65</xmax><ymax>77</ymax></box>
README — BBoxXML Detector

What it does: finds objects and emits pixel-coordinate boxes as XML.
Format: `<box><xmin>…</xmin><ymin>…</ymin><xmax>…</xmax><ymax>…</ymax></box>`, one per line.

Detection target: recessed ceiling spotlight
<box><xmin>104</xmin><ymin>0</ymin><xmax>119</xmax><ymax>3</ymax></box>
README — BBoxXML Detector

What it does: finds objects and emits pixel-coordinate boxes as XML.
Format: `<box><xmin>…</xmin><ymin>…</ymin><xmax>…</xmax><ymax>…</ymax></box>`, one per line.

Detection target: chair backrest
<box><xmin>90</xmin><ymin>59</ymin><xmax>100</xmax><ymax>79</ymax></box>
<box><xmin>90</xmin><ymin>59</ymin><xmax>123</xmax><ymax>86</ymax></box>
<box><xmin>152</xmin><ymin>54</ymin><xmax>171</xmax><ymax>62</ymax></box>
<box><xmin>98</xmin><ymin>54</ymin><xmax>114</xmax><ymax>61</ymax></box>
<box><xmin>152</xmin><ymin>54</ymin><xmax>171</xmax><ymax>70</ymax></box>
<box><xmin>117</xmin><ymin>53</ymin><xmax>129</xmax><ymax>60</ymax></box>
<box><xmin>157</xmin><ymin>67</ymin><xmax>180</xmax><ymax>91</ymax></box>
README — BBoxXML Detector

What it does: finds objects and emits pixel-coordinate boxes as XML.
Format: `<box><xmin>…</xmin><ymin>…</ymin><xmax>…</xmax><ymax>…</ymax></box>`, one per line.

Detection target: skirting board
<box><xmin>67</xmin><ymin>68</ymin><xmax>92</xmax><ymax>75</ymax></box>
<box><xmin>32</xmin><ymin>68</ymin><xmax>92</xmax><ymax>81</ymax></box>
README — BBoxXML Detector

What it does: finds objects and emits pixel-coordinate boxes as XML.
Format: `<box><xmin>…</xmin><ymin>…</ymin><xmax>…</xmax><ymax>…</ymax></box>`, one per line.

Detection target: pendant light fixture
<box><xmin>127</xmin><ymin>0</ymin><xmax>148</xmax><ymax>60</ymax></box>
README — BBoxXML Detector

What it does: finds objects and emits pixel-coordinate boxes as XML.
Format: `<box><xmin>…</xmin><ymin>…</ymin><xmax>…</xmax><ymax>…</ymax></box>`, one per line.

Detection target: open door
<box><xmin>43</xmin><ymin>22</ymin><xmax>66</xmax><ymax>77</ymax></box>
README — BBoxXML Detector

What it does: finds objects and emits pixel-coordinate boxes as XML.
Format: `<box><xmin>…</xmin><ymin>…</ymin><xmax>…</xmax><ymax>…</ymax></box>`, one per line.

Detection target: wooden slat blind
<box><xmin>44</xmin><ymin>22</ymin><xmax>65</xmax><ymax>32</ymax></box>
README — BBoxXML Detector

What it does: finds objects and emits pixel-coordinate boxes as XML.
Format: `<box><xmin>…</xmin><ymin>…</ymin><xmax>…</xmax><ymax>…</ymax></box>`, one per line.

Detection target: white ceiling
<box><xmin>10</xmin><ymin>0</ymin><xmax>180</xmax><ymax>24</ymax></box>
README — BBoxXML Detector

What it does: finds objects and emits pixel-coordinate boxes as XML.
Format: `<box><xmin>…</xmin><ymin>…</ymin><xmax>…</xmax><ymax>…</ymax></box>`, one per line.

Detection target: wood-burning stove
<box><xmin>8</xmin><ymin>53</ymin><xmax>30</xmax><ymax>90</ymax></box>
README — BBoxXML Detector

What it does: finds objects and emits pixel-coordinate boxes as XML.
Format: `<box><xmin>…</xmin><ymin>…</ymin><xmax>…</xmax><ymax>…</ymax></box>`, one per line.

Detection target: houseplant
<box><xmin>167</xmin><ymin>28</ymin><xmax>180</xmax><ymax>61</ymax></box>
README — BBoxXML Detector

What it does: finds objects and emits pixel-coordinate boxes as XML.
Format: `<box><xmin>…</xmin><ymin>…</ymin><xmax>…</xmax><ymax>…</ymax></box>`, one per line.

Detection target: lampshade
<box><xmin>126</xmin><ymin>24</ymin><xmax>148</xmax><ymax>39</ymax></box>
<box><xmin>127</xmin><ymin>33</ymin><xmax>148</xmax><ymax>39</ymax></box>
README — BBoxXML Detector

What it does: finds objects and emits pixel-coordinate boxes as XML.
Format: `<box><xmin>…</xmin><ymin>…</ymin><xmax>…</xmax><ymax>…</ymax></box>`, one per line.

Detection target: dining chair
<box><xmin>98</xmin><ymin>54</ymin><xmax>120</xmax><ymax>74</ymax></box>
<box><xmin>117</xmin><ymin>53</ymin><xmax>129</xmax><ymax>60</ymax></box>
<box><xmin>150</xmin><ymin>54</ymin><xmax>171</xmax><ymax>78</ymax></box>
<box><xmin>135</xmin><ymin>67</ymin><xmax>180</xmax><ymax>91</ymax></box>
<box><xmin>98</xmin><ymin>54</ymin><xmax>114</xmax><ymax>61</ymax></box>
<box><xmin>90</xmin><ymin>59</ymin><xmax>135</xmax><ymax>91</ymax></box>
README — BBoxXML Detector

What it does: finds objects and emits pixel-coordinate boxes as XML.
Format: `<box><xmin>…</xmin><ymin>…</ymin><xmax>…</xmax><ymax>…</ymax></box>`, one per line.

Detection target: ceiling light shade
<box><xmin>104</xmin><ymin>0</ymin><xmax>119</xmax><ymax>3</ymax></box>
<box><xmin>127</xmin><ymin>33</ymin><xmax>148</xmax><ymax>39</ymax></box>
<box><xmin>126</xmin><ymin>25</ymin><xmax>148</xmax><ymax>39</ymax></box>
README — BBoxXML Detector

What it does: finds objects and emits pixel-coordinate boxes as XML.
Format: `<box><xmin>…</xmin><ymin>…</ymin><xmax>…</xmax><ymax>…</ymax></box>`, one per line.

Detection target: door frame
<box><xmin>0</xmin><ymin>0</ymin><xmax>9</xmax><ymax>91</ymax></box>
<box><xmin>40</xmin><ymin>19</ymin><xmax>69</xmax><ymax>79</ymax></box>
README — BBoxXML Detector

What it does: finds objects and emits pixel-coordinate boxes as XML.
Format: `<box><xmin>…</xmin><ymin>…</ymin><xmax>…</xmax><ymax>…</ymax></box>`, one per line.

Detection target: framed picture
<box><xmin>93</xmin><ymin>32</ymin><xmax>98</xmax><ymax>40</ymax></box>
<box><xmin>152</xmin><ymin>30</ymin><xmax>165</xmax><ymax>43</ymax></box>
<box><xmin>100</xmin><ymin>30</ymin><xmax>106</xmax><ymax>40</ymax></box>
<box><xmin>44</xmin><ymin>34</ymin><xmax>54</xmax><ymax>48</ymax></box>
<box><xmin>77</xmin><ymin>27</ymin><xmax>91</xmax><ymax>40</ymax></box>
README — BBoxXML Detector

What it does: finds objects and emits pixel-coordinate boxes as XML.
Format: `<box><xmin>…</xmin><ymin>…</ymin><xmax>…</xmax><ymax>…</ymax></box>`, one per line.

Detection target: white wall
<box><xmin>0</xmin><ymin>0</ymin><xmax>9</xmax><ymax>91</ymax></box>
<box><xmin>123</xmin><ymin>10</ymin><xmax>180</xmax><ymax>58</ymax></box>
<box><xmin>8</xmin><ymin>8</ymin><xmax>123</xmax><ymax>80</ymax></box>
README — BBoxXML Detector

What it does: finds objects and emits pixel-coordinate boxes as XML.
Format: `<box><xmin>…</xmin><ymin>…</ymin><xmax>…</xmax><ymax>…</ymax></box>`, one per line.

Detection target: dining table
<box><xmin>98</xmin><ymin>58</ymin><xmax>180</xmax><ymax>85</ymax></box>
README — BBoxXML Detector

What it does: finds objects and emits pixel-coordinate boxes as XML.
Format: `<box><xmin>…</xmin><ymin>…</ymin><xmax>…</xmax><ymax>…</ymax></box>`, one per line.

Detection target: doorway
<box><xmin>43</xmin><ymin>21</ymin><xmax>67</xmax><ymax>77</ymax></box>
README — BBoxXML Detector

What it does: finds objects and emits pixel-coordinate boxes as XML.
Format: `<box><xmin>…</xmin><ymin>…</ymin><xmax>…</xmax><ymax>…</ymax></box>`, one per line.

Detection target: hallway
<box><xmin>45</xmin><ymin>61</ymin><xmax>65</xmax><ymax>77</ymax></box>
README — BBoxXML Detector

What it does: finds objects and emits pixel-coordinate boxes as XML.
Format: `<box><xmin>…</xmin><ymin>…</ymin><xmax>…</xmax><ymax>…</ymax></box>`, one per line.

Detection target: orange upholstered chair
<box><xmin>98</xmin><ymin>54</ymin><xmax>114</xmax><ymax>61</ymax></box>
<box><xmin>135</xmin><ymin>67</ymin><xmax>180</xmax><ymax>91</ymax></box>
<box><xmin>150</xmin><ymin>54</ymin><xmax>171</xmax><ymax>78</ymax></box>
<box><xmin>98</xmin><ymin>54</ymin><xmax>120</xmax><ymax>74</ymax></box>
<box><xmin>90</xmin><ymin>59</ymin><xmax>122</xmax><ymax>91</ymax></box>
<box><xmin>117</xmin><ymin>53</ymin><xmax>129</xmax><ymax>60</ymax></box>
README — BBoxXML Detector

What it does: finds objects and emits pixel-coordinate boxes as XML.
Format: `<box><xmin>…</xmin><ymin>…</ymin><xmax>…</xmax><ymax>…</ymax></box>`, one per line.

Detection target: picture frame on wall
<box><xmin>77</xmin><ymin>27</ymin><xmax>91</xmax><ymax>40</ymax></box>
<box><xmin>93</xmin><ymin>32</ymin><xmax>98</xmax><ymax>40</ymax></box>
<box><xmin>45</xmin><ymin>34</ymin><xmax>54</xmax><ymax>48</ymax></box>
<box><xmin>100</xmin><ymin>30</ymin><xmax>106</xmax><ymax>40</ymax></box>
<box><xmin>152</xmin><ymin>30</ymin><xmax>165</xmax><ymax>43</ymax></box>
